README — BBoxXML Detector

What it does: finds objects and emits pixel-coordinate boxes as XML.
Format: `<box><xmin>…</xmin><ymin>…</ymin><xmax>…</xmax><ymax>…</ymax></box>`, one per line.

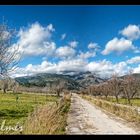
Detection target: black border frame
<box><xmin>0</xmin><ymin>0</ymin><xmax>139</xmax><ymax>138</ymax></box>
<box><xmin>1</xmin><ymin>0</ymin><xmax>140</xmax><ymax>5</ymax></box>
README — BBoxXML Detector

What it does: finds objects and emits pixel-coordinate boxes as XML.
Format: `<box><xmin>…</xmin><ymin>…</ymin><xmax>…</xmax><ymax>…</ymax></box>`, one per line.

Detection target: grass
<box><xmin>81</xmin><ymin>95</ymin><xmax>140</xmax><ymax>125</ymax></box>
<box><xmin>0</xmin><ymin>92</ymin><xmax>58</xmax><ymax>134</ymax></box>
<box><xmin>102</xmin><ymin>97</ymin><xmax>140</xmax><ymax>107</ymax></box>
<box><xmin>23</xmin><ymin>94</ymin><xmax>71</xmax><ymax>134</ymax></box>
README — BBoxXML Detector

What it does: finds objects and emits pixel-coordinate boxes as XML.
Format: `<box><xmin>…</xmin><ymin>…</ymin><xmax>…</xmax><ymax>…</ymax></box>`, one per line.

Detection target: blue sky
<box><xmin>2</xmin><ymin>5</ymin><xmax>140</xmax><ymax>77</ymax></box>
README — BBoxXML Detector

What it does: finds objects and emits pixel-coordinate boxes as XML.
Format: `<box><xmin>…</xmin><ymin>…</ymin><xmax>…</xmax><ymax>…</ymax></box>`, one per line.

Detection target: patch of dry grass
<box><xmin>23</xmin><ymin>94</ymin><xmax>71</xmax><ymax>134</ymax></box>
<box><xmin>81</xmin><ymin>95</ymin><xmax>140</xmax><ymax>125</ymax></box>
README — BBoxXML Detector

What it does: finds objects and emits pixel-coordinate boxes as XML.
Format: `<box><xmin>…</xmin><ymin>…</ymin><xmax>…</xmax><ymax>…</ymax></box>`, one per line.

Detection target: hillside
<box><xmin>120</xmin><ymin>73</ymin><xmax>140</xmax><ymax>80</ymax></box>
<box><xmin>15</xmin><ymin>71</ymin><xmax>106</xmax><ymax>91</ymax></box>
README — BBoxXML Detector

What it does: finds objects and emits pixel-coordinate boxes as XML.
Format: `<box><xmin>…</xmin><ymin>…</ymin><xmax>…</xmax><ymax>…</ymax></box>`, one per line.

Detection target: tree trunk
<box><xmin>105</xmin><ymin>95</ymin><xmax>108</xmax><ymax>99</ymax></box>
<box><xmin>3</xmin><ymin>88</ymin><xmax>6</xmax><ymax>93</ymax></box>
<box><xmin>127</xmin><ymin>97</ymin><xmax>131</xmax><ymax>105</ymax></box>
<box><xmin>57</xmin><ymin>91</ymin><xmax>60</xmax><ymax>97</ymax></box>
<box><xmin>46</xmin><ymin>93</ymin><xmax>48</xmax><ymax>102</ymax></box>
<box><xmin>115</xmin><ymin>95</ymin><xmax>119</xmax><ymax>103</ymax></box>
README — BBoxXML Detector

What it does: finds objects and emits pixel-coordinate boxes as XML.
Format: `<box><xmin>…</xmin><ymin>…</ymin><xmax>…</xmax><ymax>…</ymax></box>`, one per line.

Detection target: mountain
<box><xmin>15</xmin><ymin>71</ymin><xmax>106</xmax><ymax>91</ymax></box>
<box><xmin>119</xmin><ymin>73</ymin><xmax>140</xmax><ymax>80</ymax></box>
<box><xmin>15</xmin><ymin>73</ymin><xmax>79</xmax><ymax>90</ymax></box>
<box><xmin>65</xmin><ymin>71</ymin><xmax>106</xmax><ymax>88</ymax></box>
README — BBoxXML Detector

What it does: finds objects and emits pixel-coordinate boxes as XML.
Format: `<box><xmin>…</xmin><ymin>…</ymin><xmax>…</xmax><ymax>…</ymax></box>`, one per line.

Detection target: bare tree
<box><xmin>90</xmin><ymin>85</ymin><xmax>98</xmax><ymax>96</ymax></box>
<box><xmin>0</xmin><ymin>22</ymin><xmax>20</xmax><ymax>93</ymax></box>
<box><xmin>12</xmin><ymin>81</ymin><xmax>19</xmax><ymax>93</ymax></box>
<box><xmin>108</xmin><ymin>74</ymin><xmax>122</xmax><ymax>103</ymax></box>
<box><xmin>100</xmin><ymin>82</ymin><xmax>110</xmax><ymax>99</ymax></box>
<box><xmin>2</xmin><ymin>78</ymin><xmax>8</xmax><ymax>93</ymax></box>
<box><xmin>87</xmin><ymin>86</ymin><xmax>92</xmax><ymax>95</ymax></box>
<box><xmin>43</xmin><ymin>81</ymin><xmax>53</xmax><ymax>102</ymax></box>
<box><xmin>122</xmin><ymin>71</ymin><xmax>140</xmax><ymax>105</ymax></box>
<box><xmin>0</xmin><ymin>77</ymin><xmax>12</xmax><ymax>93</ymax></box>
<box><xmin>54</xmin><ymin>80</ymin><xmax>65</xmax><ymax>97</ymax></box>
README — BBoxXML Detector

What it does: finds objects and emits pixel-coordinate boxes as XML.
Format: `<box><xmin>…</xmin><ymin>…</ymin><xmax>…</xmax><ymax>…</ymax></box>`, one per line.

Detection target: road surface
<box><xmin>66</xmin><ymin>93</ymin><xmax>139</xmax><ymax>134</ymax></box>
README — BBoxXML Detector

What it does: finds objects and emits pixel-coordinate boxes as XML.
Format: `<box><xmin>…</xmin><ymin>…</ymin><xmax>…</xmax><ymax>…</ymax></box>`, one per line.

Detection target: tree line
<box><xmin>81</xmin><ymin>72</ymin><xmax>140</xmax><ymax>105</ymax></box>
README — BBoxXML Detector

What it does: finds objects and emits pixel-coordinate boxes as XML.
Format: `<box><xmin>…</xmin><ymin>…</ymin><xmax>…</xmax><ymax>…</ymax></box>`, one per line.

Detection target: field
<box><xmin>0</xmin><ymin>92</ymin><xmax>59</xmax><ymax>134</ymax></box>
<box><xmin>106</xmin><ymin>97</ymin><xmax>140</xmax><ymax>107</ymax></box>
<box><xmin>97</xmin><ymin>96</ymin><xmax>140</xmax><ymax>107</ymax></box>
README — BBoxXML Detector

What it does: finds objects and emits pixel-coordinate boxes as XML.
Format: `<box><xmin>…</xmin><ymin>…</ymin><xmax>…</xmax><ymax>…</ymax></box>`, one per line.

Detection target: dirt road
<box><xmin>66</xmin><ymin>93</ymin><xmax>139</xmax><ymax>134</ymax></box>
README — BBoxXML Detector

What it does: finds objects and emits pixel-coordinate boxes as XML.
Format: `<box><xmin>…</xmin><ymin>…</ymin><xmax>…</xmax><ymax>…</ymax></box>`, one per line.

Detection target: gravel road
<box><xmin>66</xmin><ymin>93</ymin><xmax>139</xmax><ymax>134</ymax></box>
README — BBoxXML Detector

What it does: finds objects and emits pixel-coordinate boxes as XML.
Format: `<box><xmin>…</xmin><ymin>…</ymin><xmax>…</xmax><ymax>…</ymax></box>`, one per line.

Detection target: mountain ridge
<box><xmin>15</xmin><ymin>71</ymin><xmax>106</xmax><ymax>90</ymax></box>
<box><xmin>15</xmin><ymin>72</ymin><xmax>140</xmax><ymax>91</ymax></box>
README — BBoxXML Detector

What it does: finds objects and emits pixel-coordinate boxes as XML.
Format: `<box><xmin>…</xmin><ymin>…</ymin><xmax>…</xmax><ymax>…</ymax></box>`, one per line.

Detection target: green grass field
<box><xmin>0</xmin><ymin>92</ymin><xmax>58</xmax><ymax>134</ymax></box>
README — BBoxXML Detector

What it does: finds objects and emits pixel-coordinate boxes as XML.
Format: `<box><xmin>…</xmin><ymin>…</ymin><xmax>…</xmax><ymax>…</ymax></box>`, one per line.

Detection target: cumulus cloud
<box><xmin>11</xmin><ymin>58</ymin><xmax>131</xmax><ymax>78</ymax></box>
<box><xmin>119</xmin><ymin>24</ymin><xmax>140</xmax><ymax>40</ymax></box>
<box><xmin>69</xmin><ymin>41</ymin><xmax>78</xmax><ymax>48</ymax></box>
<box><xmin>57</xmin><ymin>59</ymin><xmax>87</xmax><ymax>72</ymax></box>
<box><xmin>88</xmin><ymin>42</ymin><xmax>100</xmax><ymax>49</ymax></box>
<box><xmin>43</xmin><ymin>42</ymin><xmax>56</xmax><ymax>56</ymax></box>
<box><xmin>11</xmin><ymin>59</ymin><xmax>87</xmax><ymax>77</ymax></box>
<box><xmin>9</xmin><ymin>23</ymin><xmax>139</xmax><ymax>78</ymax></box>
<box><xmin>86</xmin><ymin>60</ymin><xmax>129</xmax><ymax>78</ymax></box>
<box><xmin>25</xmin><ymin>61</ymin><xmax>56</xmax><ymax>74</ymax></box>
<box><xmin>86</xmin><ymin>60</ymin><xmax>113</xmax><ymax>72</ymax></box>
<box><xmin>133</xmin><ymin>65</ymin><xmax>140</xmax><ymax>73</ymax></box>
<box><xmin>61</xmin><ymin>33</ymin><xmax>66</xmax><ymax>40</ymax></box>
<box><xmin>55</xmin><ymin>46</ymin><xmax>76</xmax><ymax>59</ymax></box>
<box><xmin>78</xmin><ymin>51</ymin><xmax>96</xmax><ymax>59</ymax></box>
<box><xmin>127</xmin><ymin>56</ymin><xmax>140</xmax><ymax>64</ymax></box>
<box><xmin>12</xmin><ymin>22</ymin><xmax>55</xmax><ymax>56</ymax></box>
<box><xmin>10</xmin><ymin>61</ymin><xmax>56</xmax><ymax>77</ymax></box>
<box><xmin>47</xmin><ymin>24</ymin><xmax>55</xmax><ymax>32</ymax></box>
<box><xmin>102</xmin><ymin>37</ymin><xmax>134</xmax><ymax>55</ymax></box>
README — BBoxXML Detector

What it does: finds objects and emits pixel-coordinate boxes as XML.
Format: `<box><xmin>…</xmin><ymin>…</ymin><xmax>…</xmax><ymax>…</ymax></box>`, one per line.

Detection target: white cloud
<box><xmin>10</xmin><ymin>23</ymin><xmax>140</xmax><ymax>78</ymax></box>
<box><xmin>133</xmin><ymin>65</ymin><xmax>140</xmax><ymax>73</ymax></box>
<box><xmin>11</xmin><ymin>59</ymin><xmax>87</xmax><ymax>77</ymax></box>
<box><xmin>127</xmin><ymin>56</ymin><xmax>140</xmax><ymax>64</ymax></box>
<box><xmin>55</xmin><ymin>46</ymin><xmax>76</xmax><ymax>59</ymax></box>
<box><xmin>102</xmin><ymin>37</ymin><xmax>134</xmax><ymax>55</ymax></box>
<box><xmin>69</xmin><ymin>41</ymin><xmax>78</xmax><ymax>48</ymax></box>
<box><xmin>86</xmin><ymin>60</ymin><xmax>111</xmax><ymax>72</ymax></box>
<box><xmin>11</xmin><ymin>58</ymin><xmax>131</xmax><ymax>79</ymax></box>
<box><xmin>86</xmin><ymin>60</ymin><xmax>129</xmax><ymax>78</ymax></box>
<box><xmin>113</xmin><ymin>62</ymin><xmax>129</xmax><ymax>75</ymax></box>
<box><xmin>133</xmin><ymin>47</ymin><xmax>140</xmax><ymax>53</ymax></box>
<box><xmin>12</xmin><ymin>22</ymin><xmax>55</xmax><ymax>56</ymax></box>
<box><xmin>61</xmin><ymin>33</ymin><xmax>66</xmax><ymax>40</ymax></box>
<box><xmin>47</xmin><ymin>24</ymin><xmax>55</xmax><ymax>32</ymax></box>
<box><xmin>88</xmin><ymin>42</ymin><xmax>100</xmax><ymax>49</ymax></box>
<box><xmin>57</xmin><ymin>59</ymin><xmax>87</xmax><ymax>72</ymax></box>
<box><xmin>119</xmin><ymin>24</ymin><xmax>140</xmax><ymax>40</ymax></box>
<box><xmin>78</xmin><ymin>51</ymin><xmax>96</xmax><ymax>59</ymax></box>
<box><xmin>43</xmin><ymin>42</ymin><xmax>56</xmax><ymax>56</ymax></box>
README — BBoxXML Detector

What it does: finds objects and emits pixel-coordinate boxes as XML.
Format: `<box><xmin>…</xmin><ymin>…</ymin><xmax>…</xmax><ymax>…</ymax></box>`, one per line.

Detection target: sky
<box><xmin>2</xmin><ymin>5</ymin><xmax>140</xmax><ymax>78</ymax></box>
